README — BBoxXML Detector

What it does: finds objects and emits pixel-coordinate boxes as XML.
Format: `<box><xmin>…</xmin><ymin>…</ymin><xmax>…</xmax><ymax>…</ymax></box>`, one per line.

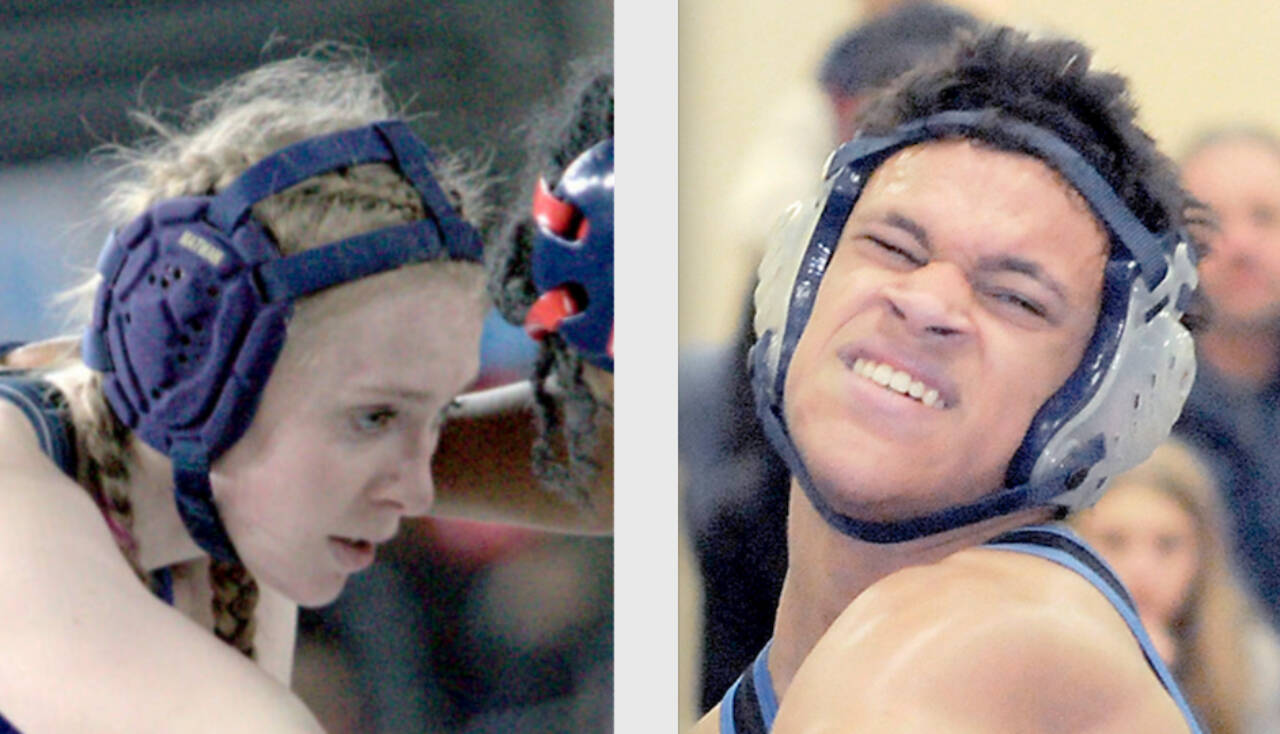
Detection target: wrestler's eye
<box><xmin>352</xmin><ymin>406</ymin><xmax>398</xmax><ymax>434</ymax></box>
<box><xmin>869</xmin><ymin>236</ymin><xmax>927</xmax><ymax>267</ymax></box>
<box><xmin>986</xmin><ymin>289</ymin><xmax>1048</xmax><ymax>319</ymax></box>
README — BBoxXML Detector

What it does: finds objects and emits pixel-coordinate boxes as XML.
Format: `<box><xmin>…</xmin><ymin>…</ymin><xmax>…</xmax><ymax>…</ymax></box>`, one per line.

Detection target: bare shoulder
<box><xmin>0</xmin><ymin>401</ymin><xmax>323</xmax><ymax>731</ymax></box>
<box><xmin>773</xmin><ymin>547</ymin><xmax>1190</xmax><ymax>733</ymax></box>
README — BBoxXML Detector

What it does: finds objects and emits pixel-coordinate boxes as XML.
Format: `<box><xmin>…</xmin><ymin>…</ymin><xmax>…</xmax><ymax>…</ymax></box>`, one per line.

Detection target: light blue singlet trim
<box><xmin>752</xmin><ymin>640</ymin><xmax>779</xmax><ymax>727</ymax></box>
<box><xmin>985</xmin><ymin>523</ymin><xmax>1204</xmax><ymax>733</ymax></box>
<box><xmin>718</xmin><ymin>675</ymin><xmax>740</xmax><ymax>733</ymax></box>
<box><xmin>719</xmin><ymin>640</ymin><xmax>778</xmax><ymax>734</ymax></box>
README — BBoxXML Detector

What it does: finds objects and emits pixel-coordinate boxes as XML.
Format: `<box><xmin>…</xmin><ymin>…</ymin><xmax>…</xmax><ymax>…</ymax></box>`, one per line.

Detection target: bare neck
<box><xmin>47</xmin><ymin>366</ymin><xmax>204</xmax><ymax>572</ymax></box>
<box><xmin>768</xmin><ymin>481</ymin><xmax>1053</xmax><ymax>700</ymax></box>
<box><xmin>1198</xmin><ymin>324</ymin><xmax>1280</xmax><ymax>389</ymax></box>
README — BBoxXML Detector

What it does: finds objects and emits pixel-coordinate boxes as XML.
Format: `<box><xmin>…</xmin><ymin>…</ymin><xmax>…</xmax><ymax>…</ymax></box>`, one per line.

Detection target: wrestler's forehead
<box><xmin>853</xmin><ymin>139</ymin><xmax>1107</xmax><ymax>261</ymax></box>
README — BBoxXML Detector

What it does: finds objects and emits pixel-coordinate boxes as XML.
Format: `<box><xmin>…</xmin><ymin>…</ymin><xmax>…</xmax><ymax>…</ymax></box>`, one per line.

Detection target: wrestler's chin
<box><xmin>797</xmin><ymin>441</ymin><xmax>1005</xmax><ymax>526</ymax></box>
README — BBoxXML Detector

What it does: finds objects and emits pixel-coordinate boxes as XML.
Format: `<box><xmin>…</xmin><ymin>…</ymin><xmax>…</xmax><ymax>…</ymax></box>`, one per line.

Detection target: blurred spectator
<box><xmin>1172</xmin><ymin>127</ymin><xmax>1280</xmax><ymax>629</ymax></box>
<box><xmin>680</xmin><ymin>2</ymin><xmax>982</xmax><ymax>712</ymax></box>
<box><xmin>1072</xmin><ymin>440</ymin><xmax>1280</xmax><ymax>734</ymax></box>
<box><xmin>822</xmin><ymin>2</ymin><xmax>987</xmax><ymax>142</ymax></box>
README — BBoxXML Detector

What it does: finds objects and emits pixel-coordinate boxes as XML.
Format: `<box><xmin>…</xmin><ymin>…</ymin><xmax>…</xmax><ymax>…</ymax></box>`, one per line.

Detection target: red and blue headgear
<box><xmin>82</xmin><ymin>121</ymin><xmax>484</xmax><ymax>562</ymax></box>
<box><xmin>522</xmin><ymin>138</ymin><xmax>614</xmax><ymax>372</ymax></box>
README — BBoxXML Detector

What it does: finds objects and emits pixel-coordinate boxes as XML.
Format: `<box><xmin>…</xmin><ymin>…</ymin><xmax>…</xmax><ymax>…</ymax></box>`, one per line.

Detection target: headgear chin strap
<box><xmin>523</xmin><ymin>138</ymin><xmax>614</xmax><ymax>372</ymax></box>
<box><xmin>750</xmin><ymin>110</ymin><xmax>1198</xmax><ymax>544</ymax></box>
<box><xmin>82</xmin><ymin>121</ymin><xmax>484</xmax><ymax>562</ymax></box>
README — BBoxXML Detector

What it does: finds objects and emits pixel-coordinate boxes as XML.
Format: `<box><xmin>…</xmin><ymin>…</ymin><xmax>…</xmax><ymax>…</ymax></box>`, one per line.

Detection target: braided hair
<box><xmin>489</xmin><ymin>55</ymin><xmax>613</xmax><ymax>506</ymax></box>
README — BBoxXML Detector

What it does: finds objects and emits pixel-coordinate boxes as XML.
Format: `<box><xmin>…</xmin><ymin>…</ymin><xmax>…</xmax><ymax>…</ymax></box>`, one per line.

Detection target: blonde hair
<box><xmin>59</xmin><ymin>47</ymin><xmax>487</xmax><ymax>657</ymax></box>
<box><xmin>1081</xmin><ymin>439</ymin><xmax>1257</xmax><ymax>734</ymax></box>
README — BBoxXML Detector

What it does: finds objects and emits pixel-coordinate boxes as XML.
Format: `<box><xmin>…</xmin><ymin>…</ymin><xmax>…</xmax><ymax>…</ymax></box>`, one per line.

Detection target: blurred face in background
<box><xmin>1075</xmin><ymin>481</ymin><xmax>1200</xmax><ymax>629</ymax></box>
<box><xmin>1182</xmin><ymin>137</ymin><xmax>1280</xmax><ymax>331</ymax></box>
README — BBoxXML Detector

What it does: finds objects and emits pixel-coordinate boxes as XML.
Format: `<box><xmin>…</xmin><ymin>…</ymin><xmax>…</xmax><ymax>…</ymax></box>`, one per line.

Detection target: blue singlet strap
<box><xmin>985</xmin><ymin>524</ymin><xmax>1204</xmax><ymax>733</ymax></box>
<box><xmin>752</xmin><ymin>640</ymin><xmax>779</xmax><ymax>727</ymax></box>
<box><xmin>720</xmin><ymin>640</ymin><xmax>776</xmax><ymax>733</ymax></box>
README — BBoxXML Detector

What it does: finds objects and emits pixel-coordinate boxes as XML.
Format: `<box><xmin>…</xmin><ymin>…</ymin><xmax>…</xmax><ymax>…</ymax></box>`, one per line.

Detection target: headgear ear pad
<box><xmin>529</xmin><ymin>138</ymin><xmax>614</xmax><ymax>371</ymax></box>
<box><xmin>83</xmin><ymin>121</ymin><xmax>483</xmax><ymax>562</ymax></box>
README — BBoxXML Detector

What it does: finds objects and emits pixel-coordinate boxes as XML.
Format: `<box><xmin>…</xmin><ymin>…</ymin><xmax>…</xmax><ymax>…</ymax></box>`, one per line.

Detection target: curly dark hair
<box><xmin>858</xmin><ymin>27</ymin><xmax>1208</xmax><ymax>248</ymax></box>
<box><xmin>488</xmin><ymin>54</ymin><xmax>613</xmax><ymax>504</ymax></box>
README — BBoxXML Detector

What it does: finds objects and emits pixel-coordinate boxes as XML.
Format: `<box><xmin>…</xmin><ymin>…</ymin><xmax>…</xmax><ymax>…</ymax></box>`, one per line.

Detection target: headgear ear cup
<box><xmin>1027</xmin><ymin>240</ymin><xmax>1198</xmax><ymax>510</ymax></box>
<box><xmin>752</xmin><ymin>166</ymin><xmax>848</xmax><ymax>398</ymax></box>
<box><xmin>84</xmin><ymin>121</ymin><xmax>483</xmax><ymax>562</ymax></box>
<box><xmin>524</xmin><ymin>138</ymin><xmax>614</xmax><ymax>372</ymax></box>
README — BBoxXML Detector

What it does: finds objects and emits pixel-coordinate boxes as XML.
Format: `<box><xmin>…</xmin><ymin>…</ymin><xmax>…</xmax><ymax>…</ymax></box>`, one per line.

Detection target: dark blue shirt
<box><xmin>1173</xmin><ymin>356</ymin><xmax>1280</xmax><ymax>628</ymax></box>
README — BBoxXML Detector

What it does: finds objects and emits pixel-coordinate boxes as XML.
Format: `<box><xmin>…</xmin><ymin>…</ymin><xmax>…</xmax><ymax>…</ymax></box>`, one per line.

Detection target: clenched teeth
<box><xmin>851</xmin><ymin>358</ymin><xmax>947</xmax><ymax>409</ymax></box>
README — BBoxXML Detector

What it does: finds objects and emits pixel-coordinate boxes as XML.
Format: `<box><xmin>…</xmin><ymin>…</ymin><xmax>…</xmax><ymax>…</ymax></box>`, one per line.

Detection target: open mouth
<box><xmin>330</xmin><ymin>536</ymin><xmax>377</xmax><ymax>571</ymax></box>
<box><xmin>847</xmin><ymin>356</ymin><xmax>948</xmax><ymax>409</ymax></box>
<box><xmin>337</xmin><ymin>537</ymin><xmax>373</xmax><ymax>552</ymax></box>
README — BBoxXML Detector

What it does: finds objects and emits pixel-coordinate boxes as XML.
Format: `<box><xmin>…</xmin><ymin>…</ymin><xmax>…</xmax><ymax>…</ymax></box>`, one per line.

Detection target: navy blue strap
<box><xmin>254</xmin><ymin>221</ymin><xmax>454</xmax><ymax>302</ymax></box>
<box><xmin>985</xmin><ymin>525</ymin><xmax>1205</xmax><ymax>733</ymax></box>
<box><xmin>170</xmin><ymin>439</ymin><xmax>240</xmax><ymax>563</ymax></box>
<box><xmin>207</xmin><ymin>123</ymin><xmax>409</xmax><ymax>231</ymax></box>
<box><xmin>720</xmin><ymin>641</ymin><xmax>776</xmax><ymax>733</ymax></box>
<box><xmin>372</xmin><ymin>121</ymin><xmax>458</xmax><ymax>228</ymax></box>
<box><xmin>828</xmin><ymin>110</ymin><xmax>1172</xmax><ymax>286</ymax></box>
<box><xmin>752</xmin><ymin>341</ymin><xmax>1075</xmax><ymax>543</ymax></box>
<box><xmin>206</xmin><ymin>121</ymin><xmax>483</xmax><ymax>268</ymax></box>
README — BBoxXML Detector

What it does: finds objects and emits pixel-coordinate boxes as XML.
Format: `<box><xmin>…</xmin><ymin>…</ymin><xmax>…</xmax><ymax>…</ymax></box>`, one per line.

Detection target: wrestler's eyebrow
<box><xmin>351</xmin><ymin>385</ymin><xmax>436</xmax><ymax>403</ymax></box>
<box><xmin>976</xmin><ymin>254</ymin><xmax>1069</xmax><ymax>302</ymax></box>
<box><xmin>883</xmin><ymin>211</ymin><xmax>932</xmax><ymax>251</ymax></box>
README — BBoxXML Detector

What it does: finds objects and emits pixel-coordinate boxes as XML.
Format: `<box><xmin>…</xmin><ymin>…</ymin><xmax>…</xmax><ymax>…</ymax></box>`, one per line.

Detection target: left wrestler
<box><xmin>0</xmin><ymin>51</ymin><xmax>604</xmax><ymax>732</ymax></box>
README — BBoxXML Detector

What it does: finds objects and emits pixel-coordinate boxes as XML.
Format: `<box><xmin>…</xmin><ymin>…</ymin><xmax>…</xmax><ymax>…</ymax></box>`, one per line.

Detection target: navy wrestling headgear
<box><xmin>523</xmin><ymin>138</ymin><xmax>614</xmax><ymax>372</ymax></box>
<box><xmin>82</xmin><ymin>121</ymin><xmax>484</xmax><ymax>562</ymax></box>
<box><xmin>750</xmin><ymin>110</ymin><xmax>1198</xmax><ymax>543</ymax></box>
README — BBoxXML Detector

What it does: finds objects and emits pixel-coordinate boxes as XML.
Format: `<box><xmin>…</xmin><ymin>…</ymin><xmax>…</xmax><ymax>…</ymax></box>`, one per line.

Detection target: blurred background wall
<box><xmin>0</xmin><ymin>0</ymin><xmax>610</xmax><ymax>339</ymax></box>
<box><xmin>0</xmin><ymin>4</ymin><xmax>613</xmax><ymax>733</ymax></box>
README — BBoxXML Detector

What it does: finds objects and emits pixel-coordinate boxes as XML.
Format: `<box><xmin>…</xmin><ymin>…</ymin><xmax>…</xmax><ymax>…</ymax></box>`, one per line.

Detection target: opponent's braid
<box><xmin>490</xmin><ymin>55</ymin><xmax>612</xmax><ymax>506</ymax></box>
